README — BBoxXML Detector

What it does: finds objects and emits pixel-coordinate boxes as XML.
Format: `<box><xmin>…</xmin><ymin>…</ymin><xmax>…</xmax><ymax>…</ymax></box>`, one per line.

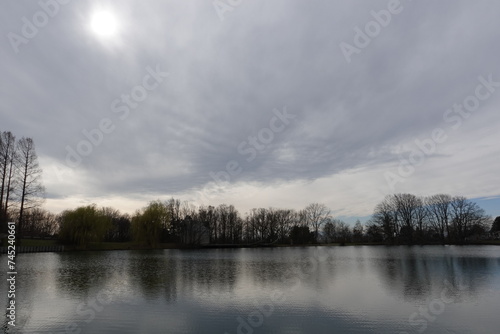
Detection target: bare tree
<box><xmin>353</xmin><ymin>220</ymin><xmax>364</xmax><ymax>243</ymax></box>
<box><xmin>0</xmin><ymin>131</ymin><xmax>17</xmax><ymax>236</ymax></box>
<box><xmin>274</xmin><ymin>209</ymin><xmax>295</xmax><ymax>243</ymax></box>
<box><xmin>209</xmin><ymin>204</ymin><xmax>242</xmax><ymax>244</ymax></box>
<box><xmin>413</xmin><ymin>197</ymin><xmax>428</xmax><ymax>243</ymax></box>
<box><xmin>373</xmin><ymin>195</ymin><xmax>397</xmax><ymax>242</ymax></box>
<box><xmin>304</xmin><ymin>203</ymin><xmax>331</xmax><ymax>243</ymax></box>
<box><xmin>180</xmin><ymin>201</ymin><xmax>197</xmax><ymax>218</ymax></box>
<box><xmin>181</xmin><ymin>214</ymin><xmax>210</xmax><ymax>246</ymax></box>
<box><xmin>198</xmin><ymin>205</ymin><xmax>217</xmax><ymax>243</ymax></box>
<box><xmin>207</xmin><ymin>205</ymin><xmax>219</xmax><ymax>243</ymax></box>
<box><xmin>373</xmin><ymin>194</ymin><xmax>424</xmax><ymax>244</ymax></box>
<box><xmin>217</xmin><ymin>204</ymin><xmax>230</xmax><ymax>243</ymax></box>
<box><xmin>41</xmin><ymin>211</ymin><xmax>59</xmax><ymax>237</ymax></box>
<box><xmin>297</xmin><ymin>209</ymin><xmax>308</xmax><ymax>227</ymax></box>
<box><xmin>336</xmin><ymin>220</ymin><xmax>352</xmax><ymax>244</ymax></box>
<box><xmin>425</xmin><ymin>194</ymin><xmax>452</xmax><ymax>242</ymax></box>
<box><xmin>23</xmin><ymin>208</ymin><xmax>58</xmax><ymax>238</ymax></box>
<box><xmin>243</xmin><ymin>215</ymin><xmax>255</xmax><ymax>243</ymax></box>
<box><xmin>226</xmin><ymin>204</ymin><xmax>241</xmax><ymax>243</ymax></box>
<box><xmin>16</xmin><ymin>137</ymin><xmax>45</xmax><ymax>243</ymax></box>
<box><xmin>391</xmin><ymin>193</ymin><xmax>421</xmax><ymax>244</ymax></box>
<box><xmin>323</xmin><ymin>218</ymin><xmax>337</xmax><ymax>243</ymax></box>
<box><xmin>166</xmin><ymin>198</ymin><xmax>182</xmax><ymax>240</ymax></box>
<box><xmin>450</xmin><ymin>196</ymin><xmax>489</xmax><ymax>243</ymax></box>
<box><xmin>247</xmin><ymin>208</ymin><xmax>268</xmax><ymax>242</ymax></box>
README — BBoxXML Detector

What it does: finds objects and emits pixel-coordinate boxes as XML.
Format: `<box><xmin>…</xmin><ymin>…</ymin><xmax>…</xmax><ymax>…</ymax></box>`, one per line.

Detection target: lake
<box><xmin>2</xmin><ymin>246</ymin><xmax>500</xmax><ymax>334</ymax></box>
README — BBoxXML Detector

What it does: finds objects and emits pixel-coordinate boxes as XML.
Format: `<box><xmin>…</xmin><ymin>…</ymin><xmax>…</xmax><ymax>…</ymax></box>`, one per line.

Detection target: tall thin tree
<box><xmin>16</xmin><ymin>137</ymin><xmax>45</xmax><ymax>243</ymax></box>
<box><xmin>0</xmin><ymin>131</ymin><xmax>16</xmax><ymax>236</ymax></box>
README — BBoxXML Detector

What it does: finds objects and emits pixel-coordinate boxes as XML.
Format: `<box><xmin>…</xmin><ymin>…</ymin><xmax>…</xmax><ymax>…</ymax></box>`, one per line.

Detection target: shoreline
<box><xmin>2</xmin><ymin>238</ymin><xmax>499</xmax><ymax>254</ymax></box>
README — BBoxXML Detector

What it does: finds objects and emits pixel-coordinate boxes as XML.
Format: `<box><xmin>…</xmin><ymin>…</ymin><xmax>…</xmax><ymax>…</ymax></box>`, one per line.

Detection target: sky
<box><xmin>1</xmin><ymin>0</ymin><xmax>499</xmax><ymax>222</ymax></box>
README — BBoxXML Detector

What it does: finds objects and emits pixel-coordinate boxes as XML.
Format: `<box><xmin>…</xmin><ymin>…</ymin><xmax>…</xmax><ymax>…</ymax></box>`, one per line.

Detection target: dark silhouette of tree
<box><xmin>213</xmin><ymin>204</ymin><xmax>241</xmax><ymax>244</ymax></box>
<box><xmin>352</xmin><ymin>220</ymin><xmax>364</xmax><ymax>243</ymax></box>
<box><xmin>198</xmin><ymin>205</ymin><xmax>217</xmax><ymax>243</ymax></box>
<box><xmin>179</xmin><ymin>215</ymin><xmax>209</xmax><ymax>246</ymax></box>
<box><xmin>323</xmin><ymin>218</ymin><xmax>350</xmax><ymax>243</ymax></box>
<box><xmin>413</xmin><ymin>197</ymin><xmax>428</xmax><ymax>244</ymax></box>
<box><xmin>323</xmin><ymin>218</ymin><xmax>336</xmax><ymax>243</ymax></box>
<box><xmin>372</xmin><ymin>195</ymin><xmax>397</xmax><ymax>243</ymax></box>
<box><xmin>426</xmin><ymin>194</ymin><xmax>452</xmax><ymax>243</ymax></box>
<box><xmin>0</xmin><ymin>131</ymin><xmax>16</xmax><ymax>238</ymax></box>
<box><xmin>304</xmin><ymin>203</ymin><xmax>331</xmax><ymax>243</ymax></box>
<box><xmin>371</xmin><ymin>193</ymin><xmax>490</xmax><ymax>244</ymax></box>
<box><xmin>290</xmin><ymin>225</ymin><xmax>314</xmax><ymax>244</ymax></box>
<box><xmin>225</xmin><ymin>204</ymin><xmax>241</xmax><ymax>243</ymax></box>
<box><xmin>491</xmin><ymin>216</ymin><xmax>500</xmax><ymax>234</ymax></box>
<box><xmin>391</xmin><ymin>193</ymin><xmax>422</xmax><ymax>245</ymax></box>
<box><xmin>449</xmin><ymin>196</ymin><xmax>489</xmax><ymax>243</ymax></box>
<box><xmin>274</xmin><ymin>209</ymin><xmax>295</xmax><ymax>243</ymax></box>
<box><xmin>373</xmin><ymin>194</ymin><xmax>424</xmax><ymax>244</ymax></box>
<box><xmin>247</xmin><ymin>208</ymin><xmax>268</xmax><ymax>243</ymax></box>
<box><xmin>166</xmin><ymin>198</ymin><xmax>182</xmax><ymax>242</ymax></box>
<box><xmin>102</xmin><ymin>207</ymin><xmax>131</xmax><ymax>242</ymax></box>
<box><xmin>16</xmin><ymin>137</ymin><xmax>45</xmax><ymax>244</ymax></box>
<box><xmin>365</xmin><ymin>222</ymin><xmax>384</xmax><ymax>242</ymax></box>
<box><xmin>22</xmin><ymin>208</ymin><xmax>58</xmax><ymax>238</ymax></box>
<box><xmin>335</xmin><ymin>220</ymin><xmax>352</xmax><ymax>245</ymax></box>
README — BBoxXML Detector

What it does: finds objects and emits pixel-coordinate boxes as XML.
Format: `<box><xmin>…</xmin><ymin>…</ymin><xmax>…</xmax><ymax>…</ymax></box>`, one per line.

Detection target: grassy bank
<box><xmin>2</xmin><ymin>239</ymin><xmax>179</xmax><ymax>252</ymax></box>
<box><xmin>63</xmin><ymin>241</ymin><xmax>180</xmax><ymax>251</ymax></box>
<box><xmin>5</xmin><ymin>239</ymin><xmax>499</xmax><ymax>253</ymax></box>
<box><xmin>18</xmin><ymin>239</ymin><xmax>60</xmax><ymax>247</ymax></box>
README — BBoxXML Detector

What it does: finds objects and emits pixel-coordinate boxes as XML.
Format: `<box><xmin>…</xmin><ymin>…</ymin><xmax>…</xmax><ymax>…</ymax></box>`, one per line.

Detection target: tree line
<box><xmin>1</xmin><ymin>130</ymin><xmax>497</xmax><ymax>248</ymax></box>
<box><xmin>0</xmin><ymin>131</ymin><xmax>45</xmax><ymax>245</ymax></box>
<box><xmin>370</xmin><ymin>193</ymin><xmax>492</xmax><ymax>244</ymax></box>
<box><xmin>56</xmin><ymin>201</ymin><xmax>329</xmax><ymax>248</ymax></box>
<box><xmin>13</xmin><ymin>195</ymin><xmax>497</xmax><ymax>249</ymax></box>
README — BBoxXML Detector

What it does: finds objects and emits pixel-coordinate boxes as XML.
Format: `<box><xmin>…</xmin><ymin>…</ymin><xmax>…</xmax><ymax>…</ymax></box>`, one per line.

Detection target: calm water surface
<box><xmin>2</xmin><ymin>246</ymin><xmax>500</xmax><ymax>333</ymax></box>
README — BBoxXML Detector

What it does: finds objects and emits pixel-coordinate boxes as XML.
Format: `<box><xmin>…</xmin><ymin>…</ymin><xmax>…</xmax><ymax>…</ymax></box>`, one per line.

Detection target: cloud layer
<box><xmin>1</xmin><ymin>0</ymin><xmax>499</xmax><ymax>217</ymax></box>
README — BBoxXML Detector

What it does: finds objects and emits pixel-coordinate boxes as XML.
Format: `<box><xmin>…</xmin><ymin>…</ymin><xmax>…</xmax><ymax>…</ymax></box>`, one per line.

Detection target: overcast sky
<box><xmin>1</xmin><ymin>0</ymin><xmax>499</xmax><ymax>221</ymax></box>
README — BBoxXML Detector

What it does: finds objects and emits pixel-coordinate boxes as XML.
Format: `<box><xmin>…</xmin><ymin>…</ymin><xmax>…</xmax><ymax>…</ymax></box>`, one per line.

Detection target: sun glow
<box><xmin>90</xmin><ymin>11</ymin><xmax>119</xmax><ymax>38</ymax></box>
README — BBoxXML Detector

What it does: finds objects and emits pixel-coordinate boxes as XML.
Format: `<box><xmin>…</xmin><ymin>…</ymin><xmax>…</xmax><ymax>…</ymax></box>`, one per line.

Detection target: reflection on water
<box><xmin>373</xmin><ymin>247</ymin><xmax>500</xmax><ymax>302</ymax></box>
<box><xmin>1</xmin><ymin>246</ymin><xmax>499</xmax><ymax>333</ymax></box>
<box><xmin>127</xmin><ymin>251</ymin><xmax>177</xmax><ymax>300</ymax></box>
<box><xmin>56</xmin><ymin>251</ymin><xmax>117</xmax><ymax>298</ymax></box>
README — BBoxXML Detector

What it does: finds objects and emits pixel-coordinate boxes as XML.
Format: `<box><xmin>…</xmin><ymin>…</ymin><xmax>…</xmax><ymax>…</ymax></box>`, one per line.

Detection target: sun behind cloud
<box><xmin>90</xmin><ymin>10</ymin><xmax>119</xmax><ymax>38</ymax></box>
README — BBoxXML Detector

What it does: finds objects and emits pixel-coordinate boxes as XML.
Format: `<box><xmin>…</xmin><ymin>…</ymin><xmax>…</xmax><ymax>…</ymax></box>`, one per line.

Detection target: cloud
<box><xmin>1</xmin><ymin>0</ymin><xmax>499</xmax><ymax>216</ymax></box>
